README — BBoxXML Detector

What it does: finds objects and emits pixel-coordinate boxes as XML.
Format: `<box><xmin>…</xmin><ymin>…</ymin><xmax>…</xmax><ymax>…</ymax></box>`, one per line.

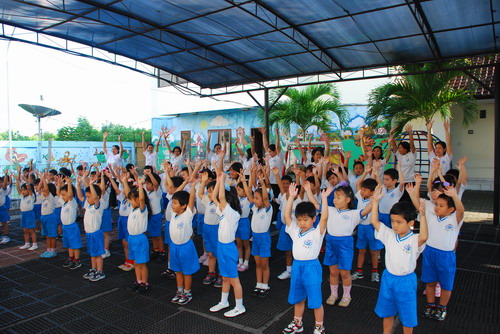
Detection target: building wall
<box><xmin>450</xmin><ymin>99</ymin><xmax>495</xmax><ymax>190</ymax></box>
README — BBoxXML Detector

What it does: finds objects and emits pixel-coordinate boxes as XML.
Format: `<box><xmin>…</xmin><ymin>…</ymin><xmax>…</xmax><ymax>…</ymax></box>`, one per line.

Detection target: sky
<box><xmin>0</xmin><ymin>40</ymin><xmax>389</xmax><ymax>137</ymax></box>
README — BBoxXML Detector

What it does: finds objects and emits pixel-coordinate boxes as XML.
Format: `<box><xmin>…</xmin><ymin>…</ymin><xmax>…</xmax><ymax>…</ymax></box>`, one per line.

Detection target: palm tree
<box><xmin>259</xmin><ymin>83</ymin><xmax>348</xmax><ymax>134</ymax></box>
<box><xmin>366</xmin><ymin>62</ymin><xmax>479</xmax><ymax>133</ymax></box>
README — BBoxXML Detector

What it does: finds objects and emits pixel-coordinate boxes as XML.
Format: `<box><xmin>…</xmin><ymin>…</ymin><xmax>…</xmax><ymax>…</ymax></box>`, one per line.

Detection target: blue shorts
<box><xmin>100</xmin><ymin>208</ymin><xmax>112</xmax><ymax>232</ymax></box>
<box><xmin>86</xmin><ymin>230</ymin><xmax>105</xmax><ymax>257</ymax></box>
<box><xmin>5</xmin><ymin>196</ymin><xmax>11</xmax><ymax>209</ymax></box>
<box><xmin>251</xmin><ymin>231</ymin><xmax>271</xmax><ymax>258</ymax></box>
<box><xmin>421</xmin><ymin>246</ymin><xmax>456</xmax><ymax>291</ymax></box>
<box><xmin>288</xmin><ymin>259</ymin><xmax>323</xmax><ymax>309</ymax></box>
<box><xmin>34</xmin><ymin>204</ymin><xmax>42</xmax><ymax>221</ymax></box>
<box><xmin>356</xmin><ymin>224</ymin><xmax>384</xmax><ymax>251</ymax></box>
<box><xmin>147</xmin><ymin>213</ymin><xmax>162</xmax><ymax>237</ymax></box>
<box><xmin>379</xmin><ymin>213</ymin><xmax>391</xmax><ymax>228</ymax></box>
<box><xmin>0</xmin><ymin>205</ymin><xmax>10</xmax><ymax>223</ymax></box>
<box><xmin>41</xmin><ymin>213</ymin><xmax>58</xmax><ymax>237</ymax></box>
<box><xmin>196</xmin><ymin>214</ymin><xmax>204</xmax><ymax>235</ymax></box>
<box><xmin>203</xmin><ymin>223</ymin><xmax>219</xmax><ymax>256</ymax></box>
<box><xmin>21</xmin><ymin>211</ymin><xmax>36</xmax><ymax>229</ymax></box>
<box><xmin>62</xmin><ymin>223</ymin><xmax>83</xmax><ymax>249</ymax></box>
<box><xmin>161</xmin><ymin>192</ymin><xmax>168</xmax><ymax>212</ymax></box>
<box><xmin>163</xmin><ymin>221</ymin><xmax>172</xmax><ymax>245</ymax></box>
<box><xmin>170</xmin><ymin>240</ymin><xmax>200</xmax><ymax>275</ymax></box>
<box><xmin>277</xmin><ymin>224</ymin><xmax>293</xmax><ymax>251</ymax></box>
<box><xmin>323</xmin><ymin>235</ymin><xmax>354</xmax><ymax>270</ymax></box>
<box><xmin>235</xmin><ymin>217</ymin><xmax>251</xmax><ymax>240</ymax></box>
<box><xmin>375</xmin><ymin>271</ymin><xmax>417</xmax><ymax>328</ymax></box>
<box><xmin>54</xmin><ymin>207</ymin><xmax>62</xmax><ymax>226</ymax></box>
<box><xmin>217</xmin><ymin>241</ymin><xmax>238</xmax><ymax>278</ymax></box>
<box><xmin>117</xmin><ymin>216</ymin><xmax>129</xmax><ymax>240</ymax></box>
<box><xmin>128</xmin><ymin>233</ymin><xmax>150</xmax><ymax>264</ymax></box>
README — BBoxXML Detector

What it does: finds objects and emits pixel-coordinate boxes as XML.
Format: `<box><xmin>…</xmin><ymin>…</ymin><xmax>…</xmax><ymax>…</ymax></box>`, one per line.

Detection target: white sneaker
<box><xmin>0</xmin><ymin>236</ymin><xmax>10</xmax><ymax>244</ymax></box>
<box><xmin>101</xmin><ymin>249</ymin><xmax>111</xmax><ymax>259</ymax></box>
<box><xmin>278</xmin><ymin>270</ymin><xmax>291</xmax><ymax>280</ymax></box>
<box><xmin>28</xmin><ymin>244</ymin><xmax>39</xmax><ymax>251</ymax></box>
<box><xmin>224</xmin><ymin>307</ymin><xmax>246</xmax><ymax>318</ymax></box>
<box><xmin>19</xmin><ymin>243</ymin><xmax>31</xmax><ymax>250</ymax></box>
<box><xmin>209</xmin><ymin>302</ymin><xmax>230</xmax><ymax>313</ymax></box>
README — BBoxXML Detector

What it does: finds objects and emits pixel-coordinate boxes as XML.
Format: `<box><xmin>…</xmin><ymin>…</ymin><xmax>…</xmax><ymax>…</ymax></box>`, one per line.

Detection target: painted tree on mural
<box><xmin>259</xmin><ymin>83</ymin><xmax>349</xmax><ymax>135</ymax></box>
<box><xmin>366</xmin><ymin>62</ymin><xmax>479</xmax><ymax>133</ymax></box>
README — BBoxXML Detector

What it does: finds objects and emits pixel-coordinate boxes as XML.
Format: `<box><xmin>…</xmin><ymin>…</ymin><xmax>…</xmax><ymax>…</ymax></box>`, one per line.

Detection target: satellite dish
<box><xmin>18</xmin><ymin>104</ymin><xmax>62</xmax><ymax>118</ymax></box>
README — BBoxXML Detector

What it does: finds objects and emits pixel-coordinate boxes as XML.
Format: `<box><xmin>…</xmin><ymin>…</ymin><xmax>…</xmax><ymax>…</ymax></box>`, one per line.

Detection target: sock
<box><xmin>315</xmin><ymin>321</ymin><xmax>323</xmax><ymax>327</ymax></box>
<box><xmin>184</xmin><ymin>289</ymin><xmax>191</xmax><ymax>294</ymax></box>
<box><xmin>69</xmin><ymin>257</ymin><xmax>74</xmax><ymax>260</ymax></box>
<box><xmin>220</xmin><ymin>292</ymin><xmax>229</xmax><ymax>305</ymax></box>
<box><xmin>256</xmin><ymin>282</ymin><xmax>263</xmax><ymax>289</ymax></box>
<box><xmin>238</xmin><ymin>258</ymin><xmax>243</xmax><ymax>264</ymax></box>
<box><xmin>160</xmin><ymin>250</ymin><xmax>165</xmax><ymax>254</ymax></box>
<box><xmin>32</xmin><ymin>243</ymin><xmax>38</xmax><ymax>246</ymax></box>
<box><xmin>427</xmin><ymin>303</ymin><xmax>436</xmax><ymax>307</ymax></box>
<box><xmin>356</xmin><ymin>267</ymin><xmax>363</xmax><ymax>273</ymax></box>
<box><xmin>153</xmin><ymin>248</ymin><xmax>159</xmax><ymax>252</ymax></box>
<box><xmin>177</xmin><ymin>286</ymin><xmax>184</xmax><ymax>293</ymax></box>
<box><xmin>372</xmin><ymin>268</ymin><xmax>378</xmax><ymax>273</ymax></box>
<box><xmin>261</xmin><ymin>283</ymin><xmax>269</xmax><ymax>290</ymax></box>
<box><xmin>294</xmin><ymin>317</ymin><xmax>302</xmax><ymax>325</ymax></box>
<box><xmin>244</xmin><ymin>260</ymin><xmax>249</xmax><ymax>267</ymax></box>
<box><xmin>74</xmin><ymin>258</ymin><xmax>80</xmax><ymax>262</ymax></box>
<box><xmin>235</xmin><ymin>298</ymin><xmax>244</xmax><ymax>310</ymax></box>
<box><xmin>286</xmin><ymin>265</ymin><xmax>292</xmax><ymax>273</ymax></box>
<box><xmin>330</xmin><ymin>284</ymin><xmax>338</xmax><ymax>297</ymax></box>
<box><xmin>438</xmin><ymin>304</ymin><xmax>447</xmax><ymax>310</ymax></box>
<box><xmin>343</xmin><ymin>285</ymin><xmax>352</xmax><ymax>299</ymax></box>
<box><xmin>23</xmin><ymin>242</ymin><xmax>29</xmax><ymax>246</ymax></box>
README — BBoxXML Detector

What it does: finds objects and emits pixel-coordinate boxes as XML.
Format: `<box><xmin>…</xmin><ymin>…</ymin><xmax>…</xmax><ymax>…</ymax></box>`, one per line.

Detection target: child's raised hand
<box><xmin>426</xmin><ymin>120</ymin><xmax>434</xmax><ymax>130</ymax></box>
<box><xmin>414</xmin><ymin>173</ymin><xmax>422</xmax><ymax>184</ymax></box>
<box><xmin>271</xmin><ymin>166</ymin><xmax>280</xmax><ymax>175</ymax></box>
<box><xmin>404</xmin><ymin>124</ymin><xmax>413</xmax><ymax>133</ymax></box>
<box><xmin>443</xmin><ymin>186</ymin><xmax>457</xmax><ymax>198</ymax></box>
<box><xmin>103</xmin><ymin>132</ymin><xmax>108</xmax><ymax>139</ymax></box>
<box><xmin>345</xmin><ymin>151</ymin><xmax>352</xmax><ymax>159</ymax></box>
<box><xmin>419</xmin><ymin>199</ymin><xmax>426</xmax><ymax>215</ymax></box>
<box><xmin>321</xmin><ymin>186</ymin><xmax>334</xmax><ymax>199</ymax></box>
<box><xmin>303</xmin><ymin>180</ymin><xmax>311</xmax><ymax>192</ymax></box>
<box><xmin>365</xmin><ymin>164</ymin><xmax>373</xmax><ymax>175</ymax></box>
<box><xmin>138</xmin><ymin>175</ymin><xmax>146</xmax><ymax>186</ymax></box>
<box><xmin>372</xmin><ymin>185</ymin><xmax>384</xmax><ymax>201</ymax></box>
<box><xmin>443</xmin><ymin>120</ymin><xmax>450</xmax><ymax>131</ymax></box>
<box><xmin>405</xmin><ymin>182</ymin><xmax>414</xmax><ymax>193</ymax></box>
<box><xmin>456</xmin><ymin>156</ymin><xmax>468</xmax><ymax>168</ymax></box>
<box><xmin>288</xmin><ymin>182</ymin><xmax>298</xmax><ymax>197</ymax></box>
<box><xmin>118</xmin><ymin>134</ymin><xmax>122</xmax><ymax>141</ymax></box>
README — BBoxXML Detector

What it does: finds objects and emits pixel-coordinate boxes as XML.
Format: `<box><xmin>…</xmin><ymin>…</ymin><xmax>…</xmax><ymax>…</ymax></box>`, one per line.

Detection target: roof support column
<box><xmin>264</xmin><ymin>88</ymin><xmax>270</xmax><ymax>142</ymax></box>
<box><xmin>494</xmin><ymin>64</ymin><xmax>500</xmax><ymax>225</ymax></box>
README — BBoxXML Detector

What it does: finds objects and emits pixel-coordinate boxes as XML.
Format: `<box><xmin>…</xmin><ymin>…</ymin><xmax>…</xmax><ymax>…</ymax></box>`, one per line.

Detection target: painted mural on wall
<box><xmin>0</xmin><ymin>141</ymin><xmax>136</xmax><ymax>172</ymax></box>
<box><xmin>151</xmin><ymin>105</ymin><xmax>395</xmax><ymax>170</ymax></box>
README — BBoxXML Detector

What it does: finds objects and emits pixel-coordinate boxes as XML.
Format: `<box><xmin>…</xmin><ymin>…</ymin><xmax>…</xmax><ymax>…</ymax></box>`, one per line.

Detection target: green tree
<box><xmin>0</xmin><ymin>131</ymin><xmax>30</xmax><ymax>140</ymax></box>
<box><xmin>101</xmin><ymin>123</ymin><xmax>151</xmax><ymax>143</ymax></box>
<box><xmin>57</xmin><ymin>116</ymin><xmax>101</xmax><ymax>141</ymax></box>
<box><xmin>366</xmin><ymin>62</ymin><xmax>479</xmax><ymax>133</ymax></box>
<box><xmin>259</xmin><ymin>83</ymin><xmax>348</xmax><ymax>134</ymax></box>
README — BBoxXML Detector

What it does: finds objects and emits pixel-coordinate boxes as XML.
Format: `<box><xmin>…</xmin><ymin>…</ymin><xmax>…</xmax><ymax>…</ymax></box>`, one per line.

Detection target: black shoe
<box><xmin>423</xmin><ymin>304</ymin><xmax>436</xmax><ymax>319</ymax></box>
<box><xmin>258</xmin><ymin>287</ymin><xmax>270</xmax><ymax>297</ymax></box>
<box><xmin>69</xmin><ymin>260</ymin><xmax>82</xmax><ymax>270</ymax></box>
<box><xmin>127</xmin><ymin>281</ymin><xmax>140</xmax><ymax>291</ymax></box>
<box><xmin>57</xmin><ymin>234</ymin><xmax>63</xmax><ymax>240</ymax></box>
<box><xmin>157</xmin><ymin>252</ymin><xmax>166</xmax><ymax>263</ymax></box>
<box><xmin>251</xmin><ymin>287</ymin><xmax>261</xmax><ymax>296</ymax></box>
<box><xmin>150</xmin><ymin>251</ymin><xmax>159</xmax><ymax>259</ymax></box>
<box><xmin>62</xmin><ymin>258</ymin><xmax>73</xmax><ymax>268</ymax></box>
<box><xmin>160</xmin><ymin>269</ymin><xmax>176</xmax><ymax>280</ymax></box>
<box><xmin>136</xmin><ymin>283</ymin><xmax>150</xmax><ymax>294</ymax></box>
<box><xmin>434</xmin><ymin>307</ymin><xmax>447</xmax><ymax>321</ymax></box>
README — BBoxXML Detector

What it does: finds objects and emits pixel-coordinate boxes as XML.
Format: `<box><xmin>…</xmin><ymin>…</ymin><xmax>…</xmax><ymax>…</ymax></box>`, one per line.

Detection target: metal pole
<box><xmin>494</xmin><ymin>64</ymin><xmax>500</xmax><ymax>226</ymax></box>
<box><xmin>264</xmin><ymin>88</ymin><xmax>270</xmax><ymax>142</ymax></box>
<box><xmin>37</xmin><ymin>116</ymin><xmax>42</xmax><ymax>166</ymax></box>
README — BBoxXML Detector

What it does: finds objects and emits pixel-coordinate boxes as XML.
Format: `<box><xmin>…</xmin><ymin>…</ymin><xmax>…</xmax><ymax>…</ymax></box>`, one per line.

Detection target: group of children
<box><xmin>0</xmin><ymin>121</ymin><xmax>467</xmax><ymax>334</ymax></box>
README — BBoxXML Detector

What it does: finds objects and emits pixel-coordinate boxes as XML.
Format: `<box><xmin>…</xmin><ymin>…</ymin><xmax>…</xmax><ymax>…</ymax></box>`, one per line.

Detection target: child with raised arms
<box><xmin>38</xmin><ymin>173</ymin><xmax>58</xmax><ymax>258</ymax></box>
<box><xmin>169</xmin><ymin>180</ymin><xmax>200</xmax><ymax>305</ymax></box>
<box><xmin>234</xmin><ymin>171</ymin><xmax>252</xmax><ymax>272</ymax></box>
<box><xmin>374</xmin><ymin>162</ymin><xmax>405</xmax><ymax>227</ymax></box>
<box><xmin>0</xmin><ymin>173</ymin><xmax>12</xmax><ymax>244</ymax></box>
<box><xmin>76</xmin><ymin>179</ymin><xmax>106</xmax><ymax>281</ymax></box>
<box><xmin>14</xmin><ymin>170</ymin><xmax>37</xmax><ymax>251</ymax></box>
<box><xmin>59</xmin><ymin>177</ymin><xmax>83</xmax><ymax>270</ymax></box>
<box><xmin>427</xmin><ymin>120</ymin><xmax>453</xmax><ymax>174</ymax></box>
<box><xmin>209</xmin><ymin>172</ymin><xmax>245</xmax><ymax>317</ymax></box>
<box><xmin>324</xmin><ymin>185</ymin><xmax>373</xmax><ymax>307</ymax></box>
<box><xmin>143</xmin><ymin>168</ymin><xmax>165</xmax><ymax>262</ymax></box>
<box><xmin>371</xmin><ymin>185</ymin><xmax>427</xmax><ymax>334</ymax></box>
<box><xmin>282</xmin><ymin>183</ymin><xmax>332</xmax><ymax>334</ymax></box>
<box><xmin>275</xmin><ymin>172</ymin><xmax>295</xmax><ymax>280</ymax></box>
<box><xmin>98</xmin><ymin>170</ymin><xmax>113</xmax><ymax>258</ymax></box>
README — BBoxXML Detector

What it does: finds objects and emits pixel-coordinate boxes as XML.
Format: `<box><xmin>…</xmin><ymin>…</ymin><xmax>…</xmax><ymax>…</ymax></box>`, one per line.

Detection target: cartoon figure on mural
<box><xmin>193</xmin><ymin>131</ymin><xmax>206</xmax><ymax>158</ymax></box>
<box><xmin>235</xmin><ymin>127</ymin><xmax>248</xmax><ymax>147</ymax></box>
<box><xmin>5</xmin><ymin>148</ymin><xmax>28</xmax><ymax>165</ymax></box>
<box><xmin>57</xmin><ymin>151</ymin><xmax>77</xmax><ymax>167</ymax></box>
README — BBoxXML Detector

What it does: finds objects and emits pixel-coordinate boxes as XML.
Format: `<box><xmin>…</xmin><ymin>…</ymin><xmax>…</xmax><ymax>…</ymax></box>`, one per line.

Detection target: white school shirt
<box><xmin>128</xmin><ymin>207</ymin><xmax>148</xmax><ymax>235</ymax></box>
<box><xmin>326</xmin><ymin>208</ymin><xmax>364</xmax><ymax>237</ymax></box>
<box><xmin>240</xmin><ymin>156</ymin><xmax>253</xmax><ymax>176</ymax></box>
<box><xmin>429</xmin><ymin>151</ymin><xmax>453</xmax><ymax>175</ymax></box>
<box><xmin>41</xmin><ymin>193</ymin><xmax>55</xmax><ymax>215</ymax></box>
<box><xmin>61</xmin><ymin>199</ymin><xmax>78</xmax><ymax>225</ymax></box>
<box><xmin>165</xmin><ymin>193</ymin><xmax>174</xmax><ymax>221</ymax></box>
<box><xmin>143</xmin><ymin>151</ymin><xmax>158</xmax><ymax>167</ymax></box>
<box><xmin>0</xmin><ymin>188</ymin><xmax>6</xmax><ymax>207</ymax></box>
<box><xmin>202</xmin><ymin>195</ymin><xmax>219</xmax><ymax>225</ymax></box>
<box><xmin>375</xmin><ymin>224</ymin><xmax>425</xmax><ymax>276</ymax></box>
<box><xmin>372</xmin><ymin>159</ymin><xmax>387</xmax><ymax>178</ymax></box>
<box><xmin>170</xmin><ymin>154</ymin><xmax>184</xmax><ymax>173</ymax></box>
<box><xmin>286</xmin><ymin>221</ymin><xmax>326</xmax><ymax>261</ymax></box>
<box><xmin>425</xmin><ymin>200</ymin><xmax>463</xmax><ymax>251</ymax></box>
<box><xmin>268</xmin><ymin>153</ymin><xmax>284</xmax><ymax>184</ymax></box>
<box><xmin>55</xmin><ymin>196</ymin><xmax>64</xmax><ymax>209</ymax></box>
<box><xmin>458</xmin><ymin>184</ymin><xmax>466</xmax><ymax>199</ymax></box>
<box><xmin>195</xmin><ymin>183</ymin><xmax>206</xmax><ymax>215</ymax></box>
<box><xmin>106</xmin><ymin>152</ymin><xmax>123</xmax><ymax>168</ymax></box>
<box><xmin>207</xmin><ymin>152</ymin><xmax>219</xmax><ymax>166</ymax></box>
<box><xmin>34</xmin><ymin>190</ymin><xmax>42</xmax><ymax>205</ymax></box>
<box><xmin>355</xmin><ymin>191</ymin><xmax>372</xmax><ymax>226</ymax></box>
<box><xmin>100</xmin><ymin>188</ymin><xmax>110</xmax><ymax>210</ymax></box>
<box><xmin>117</xmin><ymin>193</ymin><xmax>132</xmax><ymax>216</ymax></box>
<box><xmin>239</xmin><ymin>197</ymin><xmax>251</xmax><ymax>218</ymax></box>
<box><xmin>83</xmin><ymin>202</ymin><xmax>103</xmax><ymax>233</ymax></box>
<box><xmin>395</xmin><ymin>151</ymin><xmax>416</xmax><ymax>182</ymax></box>
<box><xmin>217</xmin><ymin>205</ymin><xmax>241</xmax><ymax>243</ymax></box>
<box><xmin>348</xmin><ymin>171</ymin><xmax>364</xmax><ymax>191</ymax></box>
<box><xmin>146</xmin><ymin>187</ymin><xmax>162</xmax><ymax>215</ymax></box>
<box><xmin>251</xmin><ymin>204</ymin><xmax>273</xmax><ymax>233</ymax></box>
<box><xmin>378</xmin><ymin>186</ymin><xmax>404</xmax><ymax>214</ymax></box>
<box><xmin>170</xmin><ymin>206</ymin><xmax>195</xmax><ymax>245</ymax></box>
<box><xmin>159</xmin><ymin>173</ymin><xmax>168</xmax><ymax>193</ymax></box>
<box><xmin>20</xmin><ymin>195</ymin><xmax>35</xmax><ymax>212</ymax></box>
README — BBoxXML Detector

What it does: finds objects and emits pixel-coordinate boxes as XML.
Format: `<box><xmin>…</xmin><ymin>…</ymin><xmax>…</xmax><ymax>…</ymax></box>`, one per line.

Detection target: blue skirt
<box><xmin>21</xmin><ymin>211</ymin><xmax>36</xmax><ymax>229</ymax></box>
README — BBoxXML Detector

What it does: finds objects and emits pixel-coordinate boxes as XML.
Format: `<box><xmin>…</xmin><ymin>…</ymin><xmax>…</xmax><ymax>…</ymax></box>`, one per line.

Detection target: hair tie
<box><xmin>339</xmin><ymin>181</ymin><xmax>348</xmax><ymax>187</ymax></box>
<box><xmin>224</xmin><ymin>184</ymin><xmax>230</xmax><ymax>191</ymax></box>
<box><xmin>443</xmin><ymin>182</ymin><xmax>450</xmax><ymax>187</ymax></box>
<box><xmin>433</xmin><ymin>180</ymin><xmax>441</xmax><ymax>184</ymax></box>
